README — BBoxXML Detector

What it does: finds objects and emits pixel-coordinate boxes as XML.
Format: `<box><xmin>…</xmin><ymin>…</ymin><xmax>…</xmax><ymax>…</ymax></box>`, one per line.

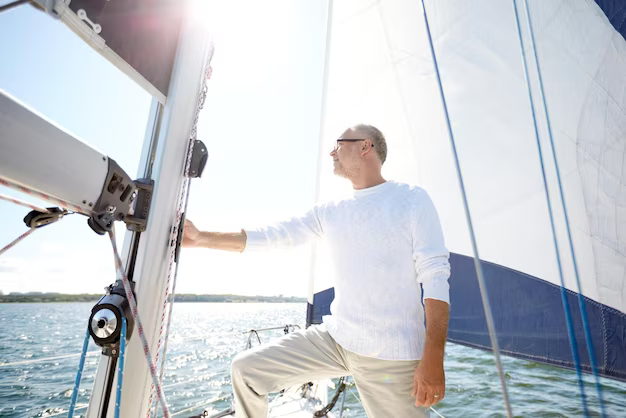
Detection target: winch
<box><xmin>89</xmin><ymin>280</ymin><xmax>135</xmax><ymax>356</ymax></box>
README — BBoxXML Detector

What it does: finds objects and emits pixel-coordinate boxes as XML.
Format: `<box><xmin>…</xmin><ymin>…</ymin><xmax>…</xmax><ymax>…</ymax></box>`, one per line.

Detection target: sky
<box><xmin>0</xmin><ymin>0</ymin><xmax>330</xmax><ymax>297</ymax></box>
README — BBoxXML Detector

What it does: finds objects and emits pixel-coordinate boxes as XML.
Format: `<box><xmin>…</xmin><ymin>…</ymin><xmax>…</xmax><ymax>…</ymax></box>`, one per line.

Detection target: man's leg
<box><xmin>231</xmin><ymin>325</ymin><xmax>349</xmax><ymax>418</ymax></box>
<box><xmin>344</xmin><ymin>350</ymin><xmax>429</xmax><ymax>418</ymax></box>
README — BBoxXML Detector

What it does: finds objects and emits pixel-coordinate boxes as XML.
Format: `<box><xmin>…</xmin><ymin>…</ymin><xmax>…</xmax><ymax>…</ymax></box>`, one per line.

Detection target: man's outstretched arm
<box><xmin>182</xmin><ymin>219</ymin><xmax>247</xmax><ymax>252</ymax></box>
<box><xmin>182</xmin><ymin>204</ymin><xmax>324</xmax><ymax>253</ymax></box>
<box><xmin>413</xmin><ymin>299</ymin><xmax>449</xmax><ymax>407</ymax></box>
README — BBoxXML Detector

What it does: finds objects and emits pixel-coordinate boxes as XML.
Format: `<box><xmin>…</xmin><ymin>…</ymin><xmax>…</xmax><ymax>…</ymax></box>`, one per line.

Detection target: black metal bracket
<box><xmin>125</xmin><ymin>179</ymin><xmax>154</xmax><ymax>232</ymax></box>
<box><xmin>87</xmin><ymin>209</ymin><xmax>115</xmax><ymax>236</ymax></box>
<box><xmin>89</xmin><ymin>158</ymin><xmax>137</xmax><ymax>235</ymax></box>
<box><xmin>188</xmin><ymin>140</ymin><xmax>208</xmax><ymax>178</ymax></box>
<box><xmin>174</xmin><ymin>212</ymin><xmax>186</xmax><ymax>263</ymax></box>
<box><xmin>23</xmin><ymin>207</ymin><xmax>68</xmax><ymax>228</ymax></box>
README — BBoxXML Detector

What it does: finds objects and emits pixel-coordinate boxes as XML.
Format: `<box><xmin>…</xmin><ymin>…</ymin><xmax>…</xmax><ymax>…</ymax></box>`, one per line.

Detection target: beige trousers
<box><xmin>231</xmin><ymin>324</ymin><xmax>429</xmax><ymax>418</ymax></box>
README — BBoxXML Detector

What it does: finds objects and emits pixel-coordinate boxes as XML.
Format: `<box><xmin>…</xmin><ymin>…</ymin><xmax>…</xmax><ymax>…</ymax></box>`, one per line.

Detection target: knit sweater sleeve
<box><xmin>243</xmin><ymin>206</ymin><xmax>324</xmax><ymax>251</ymax></box>
<box><xmin>411</xmin><ymin>190</ymin><xmax>451</xmax><ymax>304</ymax></box>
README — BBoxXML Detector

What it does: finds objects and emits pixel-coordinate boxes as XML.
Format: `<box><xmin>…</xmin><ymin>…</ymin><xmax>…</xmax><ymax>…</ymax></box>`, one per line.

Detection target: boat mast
<box><xmin>86</xmin><ymin>14</ymin><xmax>211</xmax><ymax>418</ymax></box>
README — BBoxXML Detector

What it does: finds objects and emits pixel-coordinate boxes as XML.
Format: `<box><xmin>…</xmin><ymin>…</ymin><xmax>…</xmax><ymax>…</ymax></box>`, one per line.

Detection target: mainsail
<box><xmin>310</xmin><ymin>0</ymin><xmax>626</xmax><ymax>383</ymax></box>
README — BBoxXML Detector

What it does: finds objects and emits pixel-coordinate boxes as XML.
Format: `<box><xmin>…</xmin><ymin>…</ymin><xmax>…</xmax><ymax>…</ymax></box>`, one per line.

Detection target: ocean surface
<box><xmin>0</xmin><ymin>303</ymin><xmax>624</xmax><ymax>417</ymax></box>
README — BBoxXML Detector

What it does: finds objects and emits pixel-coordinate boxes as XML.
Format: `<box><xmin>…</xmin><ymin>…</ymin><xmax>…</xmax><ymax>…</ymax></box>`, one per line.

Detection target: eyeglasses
<box><xmin>332</xmin><ymin>139</ymin><xmax>374</xmax><ymax>153</ymax></box>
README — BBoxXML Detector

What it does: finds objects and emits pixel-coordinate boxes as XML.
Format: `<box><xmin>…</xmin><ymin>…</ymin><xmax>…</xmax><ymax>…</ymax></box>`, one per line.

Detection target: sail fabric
<box><xmin>595</xmin><ymin>0</ymin><xmax>626</xmax><ymax>40</ymax></box>
<box><xmin>311</xmin><ymin>0</ymin><xmax>626</xmax><ymax>381</ymax></box>
<box><xmin>67</xmin><ymin>0</ymin><xmax>184</xmax><ymax>97</ymax></box>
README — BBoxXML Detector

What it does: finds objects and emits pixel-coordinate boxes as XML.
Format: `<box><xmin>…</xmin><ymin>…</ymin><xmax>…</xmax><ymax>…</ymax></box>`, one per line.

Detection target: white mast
<box><xmin>86</xmin><ymin>10</ymin><xmax>211</xmax><ymax>418</ymax></box>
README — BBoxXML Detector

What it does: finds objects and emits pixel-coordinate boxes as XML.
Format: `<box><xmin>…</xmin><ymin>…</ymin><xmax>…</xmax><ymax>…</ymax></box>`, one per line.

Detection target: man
<box><xmin>183</xmin><ymin>124</ymin><xmax>451</xmax><ymax>417</ymax></box>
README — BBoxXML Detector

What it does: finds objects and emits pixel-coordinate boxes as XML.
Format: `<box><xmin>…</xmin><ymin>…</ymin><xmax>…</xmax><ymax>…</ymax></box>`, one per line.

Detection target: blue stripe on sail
<box><xmin>447</xmin><ymin>253</ymin><xmax>626</xmax><ymax>383</ymax></box>
<box><xmin>307</xmin><ymin>253</ymin><xmax>626</xmax><ymax>382</ymax></box>
<box><xmin>595</xmin><ymin>0</ymin><xmax>626</xmax><ymax>40</ymax></box>
<box><xmin>307</xmin><ymin>287</ymin><xmax>334</xmax><ymax>327</ymax></box>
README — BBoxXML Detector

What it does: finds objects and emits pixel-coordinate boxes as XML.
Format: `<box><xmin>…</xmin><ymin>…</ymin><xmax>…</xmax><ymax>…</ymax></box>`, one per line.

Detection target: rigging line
<box><xmin>348</xmin><ymin>382</ymin><xmax>444</xmax><ymax>417</ymax></box>
<box><xmin>347</xmin><ymin>387</ymin><xmax>362</xmax><ymax>406</ymax></box>
<box><xmin>0</xmin><ymin>178</ymin><xmax>86</xmax><ymax>214</ymax></box>
<box><xmin>417</xmin><ymin>1</ymin><xmax>513</xmax><ymax>417</ymax></box>
<box><xmin>165</xmin><ymin>324</ymin><xmax>304</xmax><ymax>346</ymax></box>
<box><xmin>0</xmin><ymin>204</ymin><xmax>73</xmax><ymax>258</ymax></box>
<box><xmin>149</xmin><ymin>179</ymin><xmax>192</xmax><ymax>416</ymax></box>
<box><xmin>430</xmin><ymin>406</ymin><xmax>446</xmax><ymax>418</ymax></box>
<box><xmin>149</xmin><ymin>56</ymin><xmax>213</xmax><ymax>418</ymax></box>
<box><xmin>0</xmin><ymin>350</ymin><xmax>100</xmax><ymax>367</ymax></box>
<box><xmin>0</xmin><ymin>193</ymin><xmax>50</xmax><ymax>213</ymax></box>
<box><xmin>161</xmin><ymin>377</ymin><xmax>205</xmax><ymax>390</ymax></box>
<box><xmin>38</xmin><ymin>375</ymin><xmax>208</xmax><ymax>416</ymax></box>
<box><xmin>510</xmin><ymin>0</ymin><xmax>591</xmax><ymax>415</ymax></box>
<box><xmin>338</xmin><ymin>383</ymin><xmax>347</xmax><ymax>418</ymax></box>
<box><xmin>46</xmin><ymin>405</ymin><xmax>88</xmax><ymax>417</ymax></box>
<box><xmin>0</xmin><ymin>0</ymin><xmax>31</xmax><ymax>13</ymax></box>
<box><xmin>158</xmin><ymin>181</ymin><xmax>191</xmax><ymax>385</ymax></box>
<box><xmin>152</xmin><ymin>180</ymin><xmax>191</xmax><ymax>418</ymax></box>
<box><xmin>0</xmin><ymin>228</ymin><xmax>36</xmax><ymax>257</ymax></box>
<box><xmin>108</xmin><ymin>228</ymin><xmax>170</xmax><ymax>418</ymax></box>
<box><xmin>517</xmin><ymin>1</ymin><xmax>606</xmax><ymax>416</ymax></box>
<box><xmin>68</xmin><ymin>327</ymin><xmax>91</xmax><ymax>418</ymax></box>
<box><xmin>114</xmin><ymin>318</ymin><xmax>128</xmax><ymax>418</ymax></box>
<box><xmin>168</xmin><ymin>396</ymin><xmax>223</xmax><ymax>417</ymax></box>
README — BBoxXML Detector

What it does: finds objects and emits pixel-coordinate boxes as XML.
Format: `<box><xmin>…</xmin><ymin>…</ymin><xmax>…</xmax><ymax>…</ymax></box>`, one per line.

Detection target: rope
<box><xmin>148</xmin><ymin>58</ymin><xmax>213</xmax><ymax>417</ymax></box>
<box><xmin>0</xmin><ymin>178</ymin><xmax>86</xmax><ymax>214</ymax></box>
<box><xmin>514</xmin><ymin>1</ymin><xmax>606</xmax><ymax>416</ymax></box>
<box><xmin>0</xmin><ymin>192</ymin><xmax>70</xmax><ymax>257</ymax></box>
<box><xmin>347</xmin><ymin>387</ymin><xmax>361</xmax><ymax>406</ymax></box>
<box><xmin>0</xmin><ymin>0</ymin><xmax>31</xmax><ymax>13</ymax></box>
<box><xmin>0</xmin><ymin>228</ymin><xmax>37</xmax><ymax>256</ymax></box>
<box><xmin>47</xmin><ymin>405</ymin><xmax>88</xmax><ymax>417</ymax></box>
<box><xmin>68</xmin><ymin>327</ymin><xmax>91</xmax><ymax>418</ymax></box>
<box><xmin>0</xmin><ymin>193</ymin><xmax>50</xmax><ymax>213</ymax></box>
<box><xmin>114</xmin><ymin>317</ymin><xmax>128</xmax><ymax>418</ymax></box>
<box><xmin>313</xmin><ymin>376</ymin><xmax>346</xmax><ymax>417</ymax></box>
<box><xmin>148</xmin><ymin>185</ymin><xmax>191</xmax><ymax>417</ymax></box>
<box><xmin>430</xmin><ymin>406</ymin><xmax>446</xmax><ymax>418</ymax></box>
<box><xmin>418</xmin><ymin>1</ymin><xmax>513</xmax><ymax>417</ymax></box>
<box><xmin>510</xmin><ymin>0</ymin><xmax>591</xmax><ymax>414</ymax></box>
<box><xmin>157</xmin><ymin>183</ymin><xmax>190</xmax><ymax>384</ymax></box>
<box><xmin>108</xmin><ymin>228</ymin><xmax>170</xmax><ymax>418</ymax></box>
<box><xmin>313</xmin><ymin>377</ymin><xmax>346</xmax><ymax>417</ymax></box>
<box><xmin>169</xmin><ymin>396</ymin><xmax>222</xmax><ymax>417</ymax></box>
<box><xmin>346</xmin><ymin>382</ymin><xmax>445</xmax><ymax>417</ymax></box>
<box><xmin>0</xmin><ymin>191</ymin><xmax>44</xmax><ymax>256</ymax></box>
<box><xmin>0</xmin><ymin>350</ymin><xmax>100</xmax><ymax>367</ymax></box>
<box><xmin>338</xmin><ymin>383</ymin><xmax>347</xmax><ymax>418</ymax></box>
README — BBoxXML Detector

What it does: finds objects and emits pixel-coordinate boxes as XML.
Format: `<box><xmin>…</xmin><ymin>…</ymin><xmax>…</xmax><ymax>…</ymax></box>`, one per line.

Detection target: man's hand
<box><xmin>181</xmin><ymin>219</ymin><xmax>247</xmax><ymax>252</ymax></box>
<box><xmin>412</xmin><ymin>360</ymin><xmax>445</xmax><ymax>407</ymax></box>
<box><xmin>182</xmin><ymin>219</ymin><xmax>201</xmax><ymax>247</ymax></box>
<box><xmin>413</xmin><ymin>298</ymin><xmax>449</xmax><ymax>407</ymax></box>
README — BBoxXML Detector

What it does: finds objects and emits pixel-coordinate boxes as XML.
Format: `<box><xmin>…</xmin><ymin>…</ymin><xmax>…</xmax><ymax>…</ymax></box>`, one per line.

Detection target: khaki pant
<box><xmin>231</xmin><ymin>324</ymin><xmax>429</xmax><ymax>417</ymax></box>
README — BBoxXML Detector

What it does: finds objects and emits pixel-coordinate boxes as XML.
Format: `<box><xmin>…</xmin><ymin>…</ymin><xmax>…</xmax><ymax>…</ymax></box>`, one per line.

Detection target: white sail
<box><xmin>311</xmin><ymin>0</ymin><xmax>626</xmax><ymax>380</ymax></box>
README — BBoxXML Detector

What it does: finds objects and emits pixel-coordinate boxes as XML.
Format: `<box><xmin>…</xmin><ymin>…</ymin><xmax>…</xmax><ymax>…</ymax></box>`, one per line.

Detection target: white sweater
<box><xmin>244</xmin><ymin>181</ymin><xmax>450</xmax><ymax>360</ymax></box>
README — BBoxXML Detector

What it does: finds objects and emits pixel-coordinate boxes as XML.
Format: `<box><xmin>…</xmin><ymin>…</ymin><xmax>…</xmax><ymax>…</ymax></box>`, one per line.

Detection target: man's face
<box><xmin>330</xmin><ymin>129</ymin><xmax>365</xmax><ymax>178</ymax></box>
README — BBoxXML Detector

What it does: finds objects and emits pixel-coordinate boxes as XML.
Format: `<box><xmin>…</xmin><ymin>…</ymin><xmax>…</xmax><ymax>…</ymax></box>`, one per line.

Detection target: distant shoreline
<box><xmin>0</xmin><ymin>293</ymin><xmax>306</xmax><ymax>304</ymax></box>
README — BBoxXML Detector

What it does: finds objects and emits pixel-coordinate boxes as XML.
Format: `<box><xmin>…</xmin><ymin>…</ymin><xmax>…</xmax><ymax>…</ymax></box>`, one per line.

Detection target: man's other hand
<box><xmin>412</xmin><ymin>360</ymin><xmax>445</xmax><ymax>407</ymax></box>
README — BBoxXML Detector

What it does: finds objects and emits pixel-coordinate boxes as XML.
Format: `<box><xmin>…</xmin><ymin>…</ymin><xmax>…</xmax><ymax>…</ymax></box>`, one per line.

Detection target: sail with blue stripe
<box><xmin>308</xmin><ymin>0</ymin><xmax>626</xmax><ymax>383</ymax></box>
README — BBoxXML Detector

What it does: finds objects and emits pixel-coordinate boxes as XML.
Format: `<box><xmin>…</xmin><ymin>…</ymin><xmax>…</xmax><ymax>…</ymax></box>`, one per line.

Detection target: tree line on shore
<box><xmin>0</xmin><ymin>292</ymin><xmax>306</xmax><ymax>303</ymax></box>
